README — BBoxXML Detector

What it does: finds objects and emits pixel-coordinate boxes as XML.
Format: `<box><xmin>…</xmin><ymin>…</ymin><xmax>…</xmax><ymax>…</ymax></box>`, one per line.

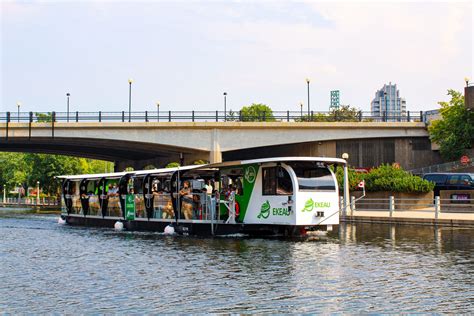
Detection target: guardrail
<box><xmin>409</xmin><ymin>160</ymin><xmax>474</xmax><ymax>175</ymax></box>
<box><xmin>340</xmin><ymin>196</ymin><xmax>474</xmax><ymax>218</ymax></box>
<box><xmin>1</xmin><ymin>197</ymin><xmax>59</xmax><ymax>207</ymax></box>
<box><xmin>0</xmin><ymin>110</ymin><xmax>425</xmax><ymax>123</ymax></box>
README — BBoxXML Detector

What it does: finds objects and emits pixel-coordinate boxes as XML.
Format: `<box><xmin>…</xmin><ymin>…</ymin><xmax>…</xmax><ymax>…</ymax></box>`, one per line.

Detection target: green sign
<box><xmin>125</xmin><ymin>194</ymin><xmax>135</xmax><ymax>220</ymax></box>
<box><xmin>257</xmin><ymin>200</ymin><xmax>271</xmax><ymax>219</ymax></box>
<box><xmin>258</xmin><ymin>200</ymin><xmax>291</xmax><ymax>219</ymax></box>
<box><xmin>301</xmin><ymin>198</ymin><xmax>331</xmax><ymax>212</ymax></box>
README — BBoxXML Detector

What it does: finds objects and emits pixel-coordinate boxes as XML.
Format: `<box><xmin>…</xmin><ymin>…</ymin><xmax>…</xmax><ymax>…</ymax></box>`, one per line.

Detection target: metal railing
<box><xmin>1</xmin><ymin>197</ymin><xmax>59</xmax><ymax>207</ymax></box>
<box><xmin>0</xmin><ymin>110</ymin><xmax>425</xmax><ymax>123</ymax></box>
<box><xmin>409</xmin><ymin>160</ymin><xmax>474</xmax><ymax>175</ymax></box>
<box><xmin>340</xmin><ymin>195</ymin><xmax>474</xmax><ymax>218</ymax></box>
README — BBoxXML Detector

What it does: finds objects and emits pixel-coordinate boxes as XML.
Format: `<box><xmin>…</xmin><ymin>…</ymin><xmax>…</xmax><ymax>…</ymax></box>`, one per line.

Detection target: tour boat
<box><xmin>58</xmin><ymin>157</ymin><xmax>349</xmax><ymax>237</ymax></box>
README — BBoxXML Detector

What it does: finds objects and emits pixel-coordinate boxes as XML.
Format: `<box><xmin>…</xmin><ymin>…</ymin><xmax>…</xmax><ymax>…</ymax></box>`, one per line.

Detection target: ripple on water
<box><xmin>0</xmin><ymin>214</ymin><xmax>473</xmax><ymax>313</ymax></box>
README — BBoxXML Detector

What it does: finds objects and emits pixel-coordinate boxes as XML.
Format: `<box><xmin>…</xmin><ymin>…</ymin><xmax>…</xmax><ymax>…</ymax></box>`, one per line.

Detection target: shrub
<box><xmin>336</xmin><ymin>164</ymin><xmax>434</xmax><ymax>193</ymax></box>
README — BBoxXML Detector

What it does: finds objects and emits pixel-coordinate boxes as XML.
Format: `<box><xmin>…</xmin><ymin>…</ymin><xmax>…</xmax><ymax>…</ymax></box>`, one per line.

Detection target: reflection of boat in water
<box><xmin>59</xmin><ymin>157</ymin><xmax>348</xmax><ymax>237</ymax></box>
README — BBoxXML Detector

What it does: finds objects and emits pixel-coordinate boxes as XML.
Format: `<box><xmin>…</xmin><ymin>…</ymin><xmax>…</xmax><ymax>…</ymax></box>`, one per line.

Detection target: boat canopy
<box><xmin>56</xmin><ymin>158</ymin><xmax>346</xmax><ymax>180</ymax></box>
<box><xmin>205</xmin><ymin>157</ymin><xmax>347</xmax><ymax>168</ymax></box>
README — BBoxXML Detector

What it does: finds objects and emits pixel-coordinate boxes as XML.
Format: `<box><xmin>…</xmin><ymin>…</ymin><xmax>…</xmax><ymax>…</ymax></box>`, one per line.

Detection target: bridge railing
<box><xmin>0</xmin><ymin>110</ymin><xmax>425</xmax><ymax>123</ymax></box>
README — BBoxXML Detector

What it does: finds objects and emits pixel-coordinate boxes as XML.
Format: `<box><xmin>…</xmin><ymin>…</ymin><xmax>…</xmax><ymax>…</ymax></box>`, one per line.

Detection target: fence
<box><xmin>1</xmin><ymin>197</ymin><xmax>59</xmax><ymax>207</ymax></box>
<box><xmin>409</xmin><ymin>159</ymin><xmax>474</xmax><ymax>175</ymax></box>
<box><xmin>340</xmin><ymin>195</ymin><xmax>474</xmax><ymax>218</ymax></box>
<box><xmin>0</xmin><ymin>110</ymin><xmax>425</xmax><ymax>124</ymax></box>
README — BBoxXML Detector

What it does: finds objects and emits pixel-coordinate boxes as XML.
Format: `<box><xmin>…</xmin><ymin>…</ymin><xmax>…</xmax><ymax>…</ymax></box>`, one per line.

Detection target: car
<box><xmin>422</xmin><ymin>173</ymin><xmax>474</xmax><ymax>197</ymax></box>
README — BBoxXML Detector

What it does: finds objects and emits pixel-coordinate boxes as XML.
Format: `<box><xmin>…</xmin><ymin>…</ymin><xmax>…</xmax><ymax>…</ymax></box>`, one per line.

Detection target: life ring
<box><xmin>230</xmin><ymin>201</ymin><xmax>240</xmax><ymax>219</ymax></box>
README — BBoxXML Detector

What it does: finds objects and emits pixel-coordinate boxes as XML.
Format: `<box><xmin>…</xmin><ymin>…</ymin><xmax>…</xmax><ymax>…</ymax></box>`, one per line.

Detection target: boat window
<box><xmin>262</xmin><ymin>166</ymin><xmax>293</xmax><ymax>195</ymax></box>
<box><xmin>221</xmin><ymin>168</ymin><xmax>244</xmax><ymax>196</ymax></box>
<box><xmin>288</xmin><ymin>162</ymin><xmax>335</xmax><ymax>191</ymax></box>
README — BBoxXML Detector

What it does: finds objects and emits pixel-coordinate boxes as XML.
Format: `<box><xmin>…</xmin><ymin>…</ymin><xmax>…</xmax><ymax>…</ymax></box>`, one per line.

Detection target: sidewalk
<box><xmin>343</xmin><ymin>209</ymin><xmax>474</xmax><ymax>227</ymax></box>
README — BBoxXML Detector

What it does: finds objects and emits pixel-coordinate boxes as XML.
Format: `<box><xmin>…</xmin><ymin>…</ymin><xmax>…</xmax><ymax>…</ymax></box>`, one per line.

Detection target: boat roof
<box><xmin>57</xmin><ymin>157</ymin><xmax>346</xmax><ymax>180</ymax></box>
<box><xmin>205</xmin><ymin>156</ymin><xmax>347</xmax><ymax>168</ymax></box>
<box><xmin>57</xmin><ymin>164</ymin><xmax>206</xmax><ymax>180</ymax></box>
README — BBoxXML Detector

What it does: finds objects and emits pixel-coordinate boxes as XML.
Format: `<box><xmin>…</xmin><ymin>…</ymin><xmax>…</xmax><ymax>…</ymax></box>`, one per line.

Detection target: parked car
<box><xmin>422</xmin><ymin>173</ymin><xmax>474</xmax><ymax>197</ymax></box>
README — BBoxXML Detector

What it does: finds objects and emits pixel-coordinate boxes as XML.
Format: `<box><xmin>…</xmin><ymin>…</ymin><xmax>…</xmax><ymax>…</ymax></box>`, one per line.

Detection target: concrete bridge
<box><xmin>0</xmin><ymin>121</ymin><xmax>439</xmax><ymax>170</ymax></box>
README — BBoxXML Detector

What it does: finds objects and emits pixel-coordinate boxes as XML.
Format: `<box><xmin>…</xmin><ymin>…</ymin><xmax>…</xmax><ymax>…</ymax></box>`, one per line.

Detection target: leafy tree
<box><xmin>330</xmin><ymin>105</ymin><xmax>360</xmax><ymax>122</ymax></box>
<box><xmin>295</xmin><ymin>105</ymin><xmax>361</xmax><ymax>122</ymax></box>
<box><xmin>428</xmin><ymin>90</ymin><xmax>474</xmax><ymax>160</ymax></box>
<box><xmin>0</xmin><ymin>153</ymin><xmax>30</xmax><ymax>194</ymax></box>
<box><xmin>240</xmin><ymin>103</ymin><xmax>275</xmax><ymax>122</ymax></box>
<box><xmin>35</xmin><ymin>112</ymin><xmax>53</xmax><ymax>122</ymax></box>
<box><xmin>24</xmin><ymin>154</ymin><xmax>82</xmax><ymax>195</ymax></box>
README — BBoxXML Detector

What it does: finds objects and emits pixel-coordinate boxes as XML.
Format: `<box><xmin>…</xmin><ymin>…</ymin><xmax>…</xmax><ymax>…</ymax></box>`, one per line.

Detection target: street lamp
<box><xmin>16</xmin><ymin>101</ymin><xmax>21</xmax><ymax>122</ymax></box>
<box><xmin>36</xmin><ymin>181</ymin><xmax>40</xmax><ymax>205</ymax></box>
<box><xmin>223</xmin><ymin>92</ymin><xmax>227</xmax><ymax>122</ymax></box>
<box><xmin>156</xmin><ymin>102</ymin><xmax>160</xmax><ymax>122</ymax></box>
<box><xmin>465</xmin><ymin>77</ymin><xmax>470</xmax><ymax>87</ymax></box>
<box><xmin>66</xmin><ymin>93</ymin><xmax>70</xmax><ymax>122</ymax></box>
<box><xmin>18</xmin><ymin>183</ymin><xmax>21</xmax><ymax>205</ymax></box>
<box><xmin>305</xmin><ymin>78</ymin><xmax>310</xmax><ymax>115</ymax></box>
<box><xmin>128</xmin><ymin>78</ymin><xmax>133</xmax><ymax>122</ymax></box>
<box><xmin>299</xmin><ymin>102</ymin><xmax>303</xmax><ymax>120</ymax></box>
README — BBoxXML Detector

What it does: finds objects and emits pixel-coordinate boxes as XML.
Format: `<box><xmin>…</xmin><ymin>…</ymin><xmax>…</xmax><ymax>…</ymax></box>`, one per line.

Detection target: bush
<box><xmin>336</xmin><ymin>164</ymin><xmax>434</xmax><ymax>193</ymax></box>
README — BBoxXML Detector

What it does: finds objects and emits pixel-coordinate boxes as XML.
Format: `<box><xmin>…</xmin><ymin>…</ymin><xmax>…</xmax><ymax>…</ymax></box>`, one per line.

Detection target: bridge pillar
<box><xmin>210</xmin><ymin>129</ymin><xmax>222</xmax><ymax>163</ymax></box>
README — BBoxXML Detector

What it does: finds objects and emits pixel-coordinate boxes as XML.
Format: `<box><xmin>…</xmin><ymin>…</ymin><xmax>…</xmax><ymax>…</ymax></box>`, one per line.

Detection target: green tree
<box><xmin>35</xmin><ymin>112</ymin><xmax>53</xmax><ymax>122</ymax></box>
<box><xmin>24</xmin><ymin>154</ymin><xmax>82</xmax><ymax>195</ymax></box>
<box><xmin>240</xmin><ymin>103</ymin><xmax>275</xmax><ymax>122</ymax></box>
<box><xmin>0</xmin><ymin>153</ymin><xmax>30</xmax><ymax>194</ymax></box>
<box><xmin>330</xmin><ymin>105</ymin><xmax>360</xmax><ymax>122</ymax></box>
<box><xmin>428</xmin><ymin>90</ymin><xmax>474</xmax><ymax>160</ymax></box>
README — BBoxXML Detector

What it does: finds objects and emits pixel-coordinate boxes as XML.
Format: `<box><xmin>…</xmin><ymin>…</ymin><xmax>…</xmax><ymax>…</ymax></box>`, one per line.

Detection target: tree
<box><xmin>428</xmin><ymin>90</ymin><xmax>474</xmax><ymax>160</ymax></box>
<box><xmin>240</xmin><ymin>103</ymin><xmax>275</xmax><ymax>122</ymax></box>
<box><xmin>330</xmin><ymin>105</ymin><xmax>360</xmax><ymax>122</ymax></box>
<box><xmin>295</xmin><ymin>105</ymin><xmax>361</xmax><ymax>122</ymax></box>
<box><xmin>24</xmin><ymin>154</ymin><xmax>82</xmax><ymax>195</ymax></box>
<box><xmin>165</xmin><ymin>162</ymin><xmax>180</xmax><ymax>168</ymax></box>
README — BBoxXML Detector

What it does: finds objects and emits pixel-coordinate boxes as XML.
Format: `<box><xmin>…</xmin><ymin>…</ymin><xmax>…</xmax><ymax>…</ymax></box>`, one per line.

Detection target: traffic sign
<box><xmin>460</xmin><ymin>155</ymin><xmax>470</xmax><ymax>165</ymax></box>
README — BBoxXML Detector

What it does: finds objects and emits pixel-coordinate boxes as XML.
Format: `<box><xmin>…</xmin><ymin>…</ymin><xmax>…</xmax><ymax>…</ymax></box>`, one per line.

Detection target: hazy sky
<box><xmin>1</xmin><ymin>0</ymin><xmax>472</xmax><ymax>114</ymax></box>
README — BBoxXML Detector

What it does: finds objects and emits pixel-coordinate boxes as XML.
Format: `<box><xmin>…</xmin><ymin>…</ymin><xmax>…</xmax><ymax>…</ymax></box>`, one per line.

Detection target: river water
<box><xmin>0</xmin><ymin>213</ymin><xmax>473</xmax><ymax>313</ymax></box>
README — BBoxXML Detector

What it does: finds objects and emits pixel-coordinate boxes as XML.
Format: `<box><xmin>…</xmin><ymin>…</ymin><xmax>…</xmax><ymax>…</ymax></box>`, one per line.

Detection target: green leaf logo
<box><xmin>302</xmin><ymin>198</ymin><xmax>314</xmax><ymax>212</ymax></box>
<box><xmin>258</xmin><ymin>200</ymin><xmax>271</xmax><ymax>219</ymax></box>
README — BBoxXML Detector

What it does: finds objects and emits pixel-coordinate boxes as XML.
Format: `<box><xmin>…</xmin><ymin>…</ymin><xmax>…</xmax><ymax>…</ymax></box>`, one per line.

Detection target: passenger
<box><xmin>162</xmin><ymin>198</ymin><xmax>174</xmax><ymax>219</ymax></box>
<box><xmin>179</xmin><ymin>180</ymin><xmax>193</xmax><ymax>219</ymax></box>
<box><xmin>205</xmin><ymin>180</ymin><xmax>213</xmax><ymax>195</ymax></box>
<box><xmin>108</xmin><ymin>183</ymin><xmax>120</xmax><ymax>216</ymax></box>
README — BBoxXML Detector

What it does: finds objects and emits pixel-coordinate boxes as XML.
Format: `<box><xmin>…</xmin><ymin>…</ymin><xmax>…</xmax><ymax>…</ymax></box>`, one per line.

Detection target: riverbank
<box><xmin>343</xmin><ymin>209</ymin><xmax>474</xmax><ymax>227</ymax></box>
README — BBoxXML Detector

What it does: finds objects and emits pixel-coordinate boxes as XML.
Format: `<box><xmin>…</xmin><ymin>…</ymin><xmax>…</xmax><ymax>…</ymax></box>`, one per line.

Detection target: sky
<box><xmin>0</xmin><ymin>0</ymin><xmax>472</xmax><ymax>114</ymax></box>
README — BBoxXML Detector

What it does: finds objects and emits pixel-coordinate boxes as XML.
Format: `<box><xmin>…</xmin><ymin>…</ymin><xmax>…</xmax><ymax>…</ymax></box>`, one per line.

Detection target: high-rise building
<box><xmin>371</xmin><ymin>82</ymin><xmax>406</xmax><ymax>121</ymax></box>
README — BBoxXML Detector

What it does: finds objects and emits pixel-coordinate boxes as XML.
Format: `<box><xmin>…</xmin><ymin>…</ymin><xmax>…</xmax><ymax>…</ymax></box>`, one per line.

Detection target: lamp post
<box><xmin>465</xmin><ymin>77</ymin><xmax>470</xmax><ymax>87</ymax></box>
<box><xmin>66</xmin><ymin>93</ymin><xmax>70</xmax><ymax>122</ymax></box>
<box><xmin>16</xmin><ymin>101</ymin><xmax>21</xmax><ymax>122</ymax></box>
<box><xmin>341</xmin><ymin>153</ymin><xmax>349</xmax><ymax>217</ymax></box>
<box><xmin>305</xmin><ymin>78</ymin><xmax>310</xmax><ymax>115</ymax></box>
<box><xmin>156</xmin><ymin>102</ymin><xmax>160</xmax><ymax>122</ymax></box>
<box><xmin>18</xmin><ymin>183</ymin><xmax>21</xmax><ymax>205</ymax></box>
<box><xmin>128</xmin><ymin>78</ymin><xmax>133</xmax><ymax>122</ymax></box>
<box><xmin>2</xmin><ymin>184</ymin><xmax>5</xmax><ymax>206</ymax></box>
<box><xmin>300</xmin><ymin>102</ymin><xmax>303</xmax><ymax>120</ymax></box>
<box><xmin>36</xmin><ymin>181</ymin><xmax>40</xmax><ymax>205</ymax></box>
<box><xmin>223</xmin><ymin>92</ymin><xmax>227</xmax><ymax>122</ymax></box>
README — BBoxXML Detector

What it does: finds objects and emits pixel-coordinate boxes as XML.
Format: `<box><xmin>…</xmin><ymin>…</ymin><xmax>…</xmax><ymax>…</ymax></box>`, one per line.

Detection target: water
<box><xmin>1</xmin><ymin>213</ymin><xmax>473</xmax><ymax>313</ymax></box>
